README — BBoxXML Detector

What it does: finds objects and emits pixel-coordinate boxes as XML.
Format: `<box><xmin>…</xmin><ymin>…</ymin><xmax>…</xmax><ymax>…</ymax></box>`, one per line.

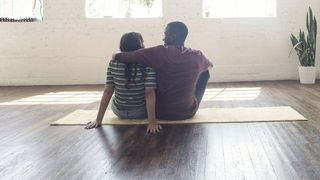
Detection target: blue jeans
<box><xmin>195</xmin><ymin>70</ymin><xmax>210</xmax><ymax>105</ymax></box>
<box><xmin>111</xmin><ymin>102</ymin><xmax>147</xmax><ymax>119</ymax></box>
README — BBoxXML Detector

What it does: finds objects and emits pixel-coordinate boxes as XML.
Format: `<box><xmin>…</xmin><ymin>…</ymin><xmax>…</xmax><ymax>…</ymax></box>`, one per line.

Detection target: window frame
<box><xmin>86</xmin><ymin>0</ymin><xmax>163</xmax><ymax>19</ymax></box>
<box><xmin>0</xmin><ymin>0</ymin><xmax>43</xmax><ymax>22</ymax></box>
<box><xmin>202</xmin><ymin>0</ymin><xmax>277</xmax><ymax>19</ymax></box>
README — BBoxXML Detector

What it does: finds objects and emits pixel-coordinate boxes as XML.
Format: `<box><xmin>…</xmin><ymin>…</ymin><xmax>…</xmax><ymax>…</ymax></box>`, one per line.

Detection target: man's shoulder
<box><xmin>179</xmin><ymin>47</ymin><xmax>206</xmax><ymax>61</ymax></box>
<box><xmin>184</xmin><ymin>47</ymin><xmax>204</xmax><ymax>56</ymax></box>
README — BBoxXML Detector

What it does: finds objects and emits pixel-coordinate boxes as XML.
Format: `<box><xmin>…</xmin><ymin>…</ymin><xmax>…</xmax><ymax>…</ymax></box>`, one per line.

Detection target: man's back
<box><xmin>155</xmin><ymin>46</ymin><xmax>210</xmax><ymax>119</ymax></box>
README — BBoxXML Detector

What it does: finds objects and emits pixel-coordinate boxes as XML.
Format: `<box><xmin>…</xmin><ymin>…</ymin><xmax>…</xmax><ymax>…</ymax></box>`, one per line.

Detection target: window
<box><xmin>0</xmin><ymin>0</ymin><xmax>43</xmax><ymax>22</ymax></box>
<box><xmin>86</xmin><ymin>0</ymin><xmax>162</xmax><ymax>18</ymax></box>
<box><xmin>203</xmin><ymin>0</ymin><xmax>276</xmax><ymax>18</ymax></box>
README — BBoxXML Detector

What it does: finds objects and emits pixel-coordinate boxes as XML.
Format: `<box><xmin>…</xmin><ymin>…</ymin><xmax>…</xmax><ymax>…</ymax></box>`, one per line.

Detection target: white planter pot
<box><xmin>298</xmin><ymin>66</ymin><xmax>317</xmax><ymax>84</ymax></box>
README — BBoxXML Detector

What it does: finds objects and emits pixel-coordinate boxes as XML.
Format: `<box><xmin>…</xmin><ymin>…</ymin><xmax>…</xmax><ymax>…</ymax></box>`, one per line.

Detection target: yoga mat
<box><xmin>51</xmin><ymin>106</ymin><xmax>307</xmax><ymax>126</ymax></box>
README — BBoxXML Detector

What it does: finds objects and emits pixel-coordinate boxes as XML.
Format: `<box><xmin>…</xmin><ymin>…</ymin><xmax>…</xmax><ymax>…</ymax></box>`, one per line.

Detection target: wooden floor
<box><xmin>1</xmin><ymin>81</ymin><xmax>320</xmax><ymax>180</ymax></box>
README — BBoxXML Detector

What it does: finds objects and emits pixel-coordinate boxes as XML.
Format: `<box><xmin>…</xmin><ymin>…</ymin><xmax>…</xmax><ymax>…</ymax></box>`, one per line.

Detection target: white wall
<box><xmin>0</xmin><ymin>0</ymin><xmax>320</xmax><ymax>85</ymax></box>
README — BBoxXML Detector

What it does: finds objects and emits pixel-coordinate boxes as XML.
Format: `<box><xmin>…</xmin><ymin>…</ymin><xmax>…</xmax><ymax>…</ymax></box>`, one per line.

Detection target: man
<box><xmin>115</xmin><ymin>21</ymin><xmax>212</xmax><ymax>120</ymax></box>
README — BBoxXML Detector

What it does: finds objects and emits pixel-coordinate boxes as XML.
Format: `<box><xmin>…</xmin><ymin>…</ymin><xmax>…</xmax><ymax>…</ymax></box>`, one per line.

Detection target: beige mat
<box><xmin>51</xmin><ymin>106</ymin><xmax>306</xmax><ymax>126</ymax></box>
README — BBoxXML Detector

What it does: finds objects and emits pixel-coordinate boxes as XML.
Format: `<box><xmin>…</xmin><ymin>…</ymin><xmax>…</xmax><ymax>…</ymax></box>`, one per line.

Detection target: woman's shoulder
<box><xmin>144</xmin><ymin>66</ymin><xmax>156</xmax><ymax>74</ymax></box>
<box><xmin>108</xmin><ymin>60</ymin><xmax>126</xmax><ymax>67</ymax></box>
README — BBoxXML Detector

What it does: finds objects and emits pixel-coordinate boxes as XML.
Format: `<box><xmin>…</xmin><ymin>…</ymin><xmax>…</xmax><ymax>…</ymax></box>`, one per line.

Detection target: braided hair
<box><xmin>119</xmin><ymin>32</ymin><xmax>146</xmax><ymax>89</ymax></box>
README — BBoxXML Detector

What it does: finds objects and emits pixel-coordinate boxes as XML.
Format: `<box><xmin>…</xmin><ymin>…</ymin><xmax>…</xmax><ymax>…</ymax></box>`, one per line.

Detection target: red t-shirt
<box><xmin>130</xmin><ymin>45</ymin><xmax>211</xmax><ymax>120</ymax></box>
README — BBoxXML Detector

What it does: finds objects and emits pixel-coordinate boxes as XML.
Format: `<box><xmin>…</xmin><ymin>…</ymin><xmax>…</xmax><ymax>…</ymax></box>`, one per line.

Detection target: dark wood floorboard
<box><xmin>1</xmin><ymin>80</ymin><xmax>320</xmax><ymax>180</ymax></box>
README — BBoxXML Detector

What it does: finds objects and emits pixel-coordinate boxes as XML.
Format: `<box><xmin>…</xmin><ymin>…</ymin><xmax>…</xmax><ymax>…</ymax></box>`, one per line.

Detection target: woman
<box><xmin>85</xmin><ymin>32</ymin><xmax>162</xmax><ymax>134</ymax></box>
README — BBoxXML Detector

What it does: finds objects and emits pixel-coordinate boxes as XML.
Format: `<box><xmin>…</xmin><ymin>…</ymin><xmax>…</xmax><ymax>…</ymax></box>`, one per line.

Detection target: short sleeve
<box><xmin>198</xmin><ymin>51</ymin><xmax>212</xmax><ymax>72</ymax></box>
<box><xmin>144</xmin><ymin>67</ymin><xmax>157</xmax><ymax>88</ymax></box>
<box><xmin>106</xmin><ymin>61</ymin><xmax>115</xmax><ymax>86</ymax></box>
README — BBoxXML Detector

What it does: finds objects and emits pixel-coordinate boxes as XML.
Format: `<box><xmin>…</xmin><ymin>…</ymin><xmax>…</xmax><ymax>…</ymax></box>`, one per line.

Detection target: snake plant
<box><xmin>290</xmin><ymin>7</ymin><xmax>317</xmax><ymax>66</ymax></box>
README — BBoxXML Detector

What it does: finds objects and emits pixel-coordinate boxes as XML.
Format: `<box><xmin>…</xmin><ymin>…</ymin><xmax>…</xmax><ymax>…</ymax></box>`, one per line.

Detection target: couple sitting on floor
<box><xmin>86</xmin><ymin>21</ymin><xmax>212</xmax><ymax>134</ymax></box>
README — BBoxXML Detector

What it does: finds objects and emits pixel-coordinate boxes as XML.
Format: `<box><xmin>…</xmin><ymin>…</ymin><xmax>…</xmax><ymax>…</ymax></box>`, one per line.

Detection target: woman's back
<box><xmin>106</xmin><ymin>61</ymin><xmax>156</xmax><ymax>110</ymax></box>
<box><xmin>86</xmin><ymin>31</ymin><xmax>161</xmax><ymax>133</ymax></box>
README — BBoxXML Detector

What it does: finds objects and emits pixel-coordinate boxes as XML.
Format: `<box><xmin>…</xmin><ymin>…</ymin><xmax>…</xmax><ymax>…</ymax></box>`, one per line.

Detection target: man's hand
<box><xmin>85</xmin><ymin>120</ymin><xmax>102</xmax><ymax>129</ymax></box>
<box><xmin>146</xmin><ymin>121</ymin><xmax>162</xmax><ymax>134</ymax></box>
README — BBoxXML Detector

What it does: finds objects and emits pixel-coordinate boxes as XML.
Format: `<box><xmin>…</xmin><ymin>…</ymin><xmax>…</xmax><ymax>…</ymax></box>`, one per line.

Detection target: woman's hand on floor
<box><xmin>85</xmin><ymin>120</ymin><xmax>102</xmax><ymax>129</ymax></box>
<box><xmin>146</xmin><ymin>121</ymin><xmax>162</xmax><ymax>134</ymax></box>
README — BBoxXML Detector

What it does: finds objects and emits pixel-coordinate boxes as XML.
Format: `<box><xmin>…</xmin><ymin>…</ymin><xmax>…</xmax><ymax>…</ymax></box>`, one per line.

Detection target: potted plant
<box><xmin>290</xmin><ymin>7</ymin><xmax>317</xmax><ymax>84</ymax></box>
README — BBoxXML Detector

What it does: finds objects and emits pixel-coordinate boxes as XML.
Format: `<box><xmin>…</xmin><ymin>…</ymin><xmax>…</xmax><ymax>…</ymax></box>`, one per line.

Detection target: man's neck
<box><xmin>165</xmin><ymin>43</ymin><xmax>184</xmax><ymax>46</ymax></box>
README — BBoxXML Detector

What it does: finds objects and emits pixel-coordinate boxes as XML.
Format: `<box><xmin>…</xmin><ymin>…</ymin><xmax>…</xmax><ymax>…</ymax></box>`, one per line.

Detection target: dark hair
<box><xmin>119</xmin><ymin>32</ymin><xmax>145</xmax><ymax>89</ymax></box>
<box><xmin>167</xmin><ymin>21</ymin><xmax>188</xmax><ymax>44</ymax></box>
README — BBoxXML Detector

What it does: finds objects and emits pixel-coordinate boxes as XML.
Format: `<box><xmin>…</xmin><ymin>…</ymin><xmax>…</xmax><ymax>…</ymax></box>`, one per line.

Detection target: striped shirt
<box><xmin>106</xmin><ymin>60</ymin><xmax>157</xmax><ymax>110</ymax></box>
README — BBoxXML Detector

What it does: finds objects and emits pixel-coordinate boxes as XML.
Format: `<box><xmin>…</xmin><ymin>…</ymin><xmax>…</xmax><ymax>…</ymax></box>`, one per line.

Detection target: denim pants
<box><xmin>195</xmin><ymin>70</ymin><xmax>210</xmax><ymax>104</ymax></box>
<box><xmin>111</xmin><ymin>102</ymin><xmax>147</xmax><ymax>119</ymax></box>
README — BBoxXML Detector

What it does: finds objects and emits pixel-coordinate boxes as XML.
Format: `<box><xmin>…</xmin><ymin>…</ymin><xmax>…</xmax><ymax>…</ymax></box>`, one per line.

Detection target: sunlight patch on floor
<box><xmin>202</xmin><ymin>87</ymin><xmax>261</xmax><ymax>101</ymax></box>
<box><xmin>0</xmin><ymin>87</ymin><xmax>262</xmax><ymax>105</ymax></box>
<box><xmin>0</xmin><ymin>91</ymin><xmax>102</xmax><ymax>105</ymax></box>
